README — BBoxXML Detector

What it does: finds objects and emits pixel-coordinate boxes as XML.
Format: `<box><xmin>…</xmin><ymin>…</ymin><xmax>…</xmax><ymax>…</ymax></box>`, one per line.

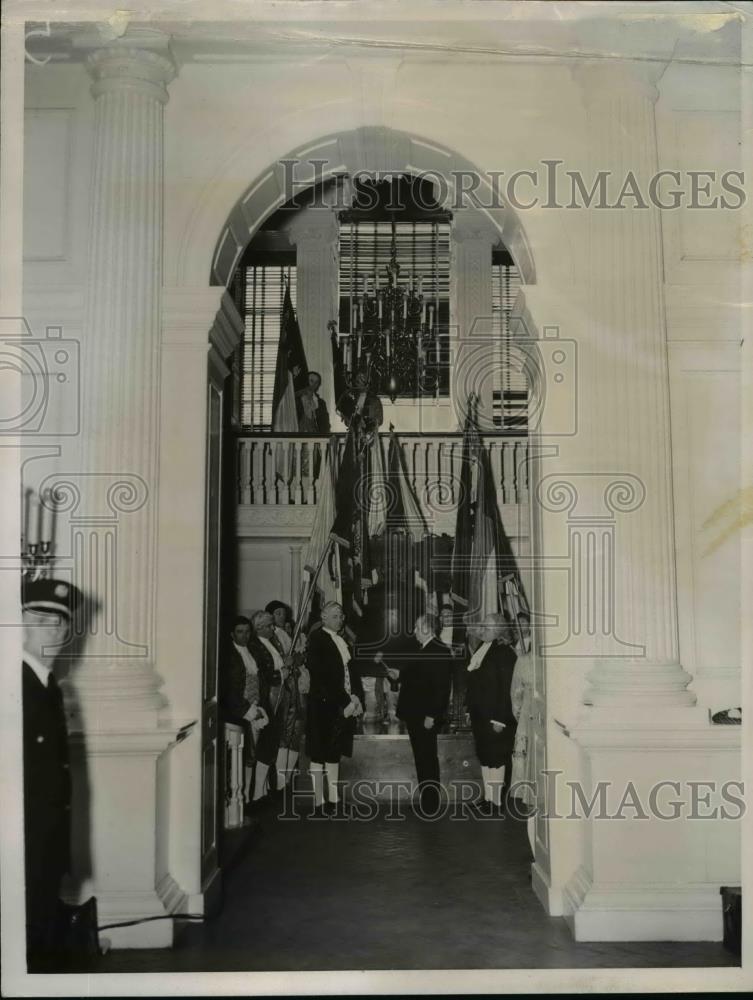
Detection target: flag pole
<box><xmin>289</xmin><ymin>537</ymin><xmax>333</xmax><ymax>653</ymax></box>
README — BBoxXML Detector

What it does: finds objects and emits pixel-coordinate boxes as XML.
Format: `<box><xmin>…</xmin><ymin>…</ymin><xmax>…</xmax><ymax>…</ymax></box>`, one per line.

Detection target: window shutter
<box><xmin>492</xmin><ymin>262</ymin><xmax>527</xmax><ymax>429</ymax></box>
<box><xmin>239</xmin><ymin>265</ymin><xmax>296</xmax><ymax>430</ymax></box>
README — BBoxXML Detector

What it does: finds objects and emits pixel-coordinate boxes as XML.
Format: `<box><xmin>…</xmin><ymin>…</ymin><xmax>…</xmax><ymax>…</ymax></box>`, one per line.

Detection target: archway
<box><xmin>193</xmin><ymin>125</ymin><xmax>550</xmax><ymax>909</ymax></box>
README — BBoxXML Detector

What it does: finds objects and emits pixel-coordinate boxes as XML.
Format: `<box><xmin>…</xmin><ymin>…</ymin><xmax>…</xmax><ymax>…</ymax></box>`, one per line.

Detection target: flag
<box><xmin>330</xmin><ymin>324</ymin><xmax>347</xmax><ymax>412</ymax></box>
<box><xmin>302</xmin><ymin>439</ymin><xmax>341</xmax><ymax>618</ymax></box>
<box><xmin>385</xmin><ymin>428</ymin><xmax>427</xmax><ymax>542</ymax></box>
<box><xmin>383</xmin><ymin>429</ymin><xmax>432</xmax><ymax>622</ymax></box>
<box><xmin>450</xmin><ymin>403</ymin><xmax>528</xmax><ymax>629</ymax></box>
<box><xmin>330</xmin><ymin>421</ymin><xmax>372</xmax><ymax>619</ymax></box>
<box><xmin>272</xmin><ymin>283</ymin><xmax>308</xmax><ymax>432</ymax></box>
<box><xmin>449</xmin><ymin>410</ymin><xmax>478</xmax><ymax>615</ymax></box>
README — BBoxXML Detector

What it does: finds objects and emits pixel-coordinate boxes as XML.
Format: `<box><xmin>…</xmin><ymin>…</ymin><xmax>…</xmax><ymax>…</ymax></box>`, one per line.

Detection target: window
<box><xmin>492</xmin><ymin>258</ymin><xmax>527</xmax><ymax>429</ymax></box>
<box><xmin>235</xmin><ymin>263</ymin><xmax>296</xmax><ymax>430</ymax></box>
<box><xmin>338</xmin><ymin>177</ymin><xmax>451</xmax><ymax>400</ymax></box>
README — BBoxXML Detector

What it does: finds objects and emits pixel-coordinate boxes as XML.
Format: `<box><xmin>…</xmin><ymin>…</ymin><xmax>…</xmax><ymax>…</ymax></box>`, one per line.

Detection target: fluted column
<box><xmin>572</xmin><ymin>62</ymin><xmax>694</xmax><ymax>709</ymax></box>
<box><xmin>451</xmin><ymin>214</ymin><xmax>496</xmax><ymax>429</ymax></box>
<box><xmin>70</xmin><ymin>39</ymin><xmax>176</xmax><ymax>728</ymax></box>
<box><xmin>288</xmin><ymin>212</ymin><xmax>339</xmax><ymax>418</ymax></box>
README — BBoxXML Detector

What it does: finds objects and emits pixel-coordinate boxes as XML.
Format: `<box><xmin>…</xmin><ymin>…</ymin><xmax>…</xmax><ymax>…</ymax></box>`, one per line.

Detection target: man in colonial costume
<box><xmin>305</xmin><ymin>602</ymin><xmax>363</xmax><ymax>816</ymax></box>
<box><xmin>466</xmin><ymin>612</ymin><xmax>518</xmax><ymax>815</ymax></box>
<box><xmin>220</xmin><ymin>616</ymin><xmax>269</xmax><ymax>811</ymax></box>
<box><xmin>264</xmin><ymin>601</ymin><xmax>310</xmax><ymax>793</ymax></box>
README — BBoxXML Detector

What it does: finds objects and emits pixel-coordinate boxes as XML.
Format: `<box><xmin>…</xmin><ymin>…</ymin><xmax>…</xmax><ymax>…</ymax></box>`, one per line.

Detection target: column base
<box><xmin>583</xmin><ymin>658</ymin><xmax>697</xmax><ymax>708</ymax></box>
<box><xmin>563</xmin><ymin>866</ymin><xmax>723</xmax><ymax>942</ymax></box>
<box><xmin>67</xmin><ymin>722</ymin><xmax>190</xmax><ymax>950</ymax></box>
<box><xmin>95</xmin><ymin>889</ymin><xmax>175</xmax><ymax>949</ymax></box>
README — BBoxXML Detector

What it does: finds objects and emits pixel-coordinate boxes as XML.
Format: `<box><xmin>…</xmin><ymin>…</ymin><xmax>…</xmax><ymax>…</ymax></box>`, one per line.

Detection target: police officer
<box><xmin>21</xmin><ymin>577</ymin><xmax>81</xmax><ymax>970</ymax></box>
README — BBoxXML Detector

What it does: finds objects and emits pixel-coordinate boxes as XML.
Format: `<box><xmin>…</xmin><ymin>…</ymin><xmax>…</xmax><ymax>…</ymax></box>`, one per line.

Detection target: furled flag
<box><xmin>271</xmin><ymin>282</ymin><xmax>309</xmax><ymax>432</ymax></box>
<box><xmin>385</xmin><ymin>428</ymin><xmax>427</xmax><ymax>542</ymax></box>
<box><xmin>451</xmin><ymin>399</ymin><xmax>529</xmax><ymax>629</ymax></box>
<box><xmin>449</xmin><ymin>408</ymin><xmax>479</xmax><ymax>616</ymax></box>
<box><xmin>329</xmin><ymin>420</ymin><xmax>372</xmax><ymax>619</ymax></box>
<box><xmin>302</xmin><ymin>439</ymin><xmax>341</xmax><ymax>619</ymax></box>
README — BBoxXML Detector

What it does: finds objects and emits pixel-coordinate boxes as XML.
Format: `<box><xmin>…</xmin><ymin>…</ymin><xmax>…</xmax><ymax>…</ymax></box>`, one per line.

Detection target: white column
<box><xmin>69</xmin><ymin>38</ymin><xmax>176</xmax><ymax>726</ymax></box>
<box><xmin>571</xmin><ymin>61</ymin><xmax>695</xmax><ymax>710</ymax></box>
<box><xmin>451</xmin><ymin>214</ymin><xmax>496</xmax><ymax>430</ymax></box>
<box><xmin>559</xmin><ymin>61</ymin><xmax>737</xmax><ymax>944</ymax></box>
<box><xmin>288</xmin><ymin>212</ymin><xmax>339</xmax><ymax>418</ymax></box>
<box><xmin>61</xmin><ymin>34</ymin><xmax>185</xmax><ymax>947</ymax></box>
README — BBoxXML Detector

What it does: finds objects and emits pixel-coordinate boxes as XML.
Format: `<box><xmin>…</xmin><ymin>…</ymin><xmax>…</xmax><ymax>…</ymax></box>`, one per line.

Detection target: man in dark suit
<box><xmin>21</xmin><ymin>577</ymin><xmax>81</xmax><ymax>971</ymax></box>
<box><xmin>305</xmin><ymin>602</ymin><xmax>363</xmax><ymax>816</ymax></box>
<box><xmin>387</xmin><ymin>613</ymin><xmax>452</xmax><ymax>814</ymax></box>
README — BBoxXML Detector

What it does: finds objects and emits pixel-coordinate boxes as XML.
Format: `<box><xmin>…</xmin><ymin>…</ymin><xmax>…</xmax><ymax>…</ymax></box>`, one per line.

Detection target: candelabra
<box><xmin>21</xmin><ymin>487</ymin><xmax>57</xmax><ymax>580</ymax></box>
<box><xmin>332</xmin><ymin>220</ymin><xmax>446</xmax><ymax>403</ymax></box>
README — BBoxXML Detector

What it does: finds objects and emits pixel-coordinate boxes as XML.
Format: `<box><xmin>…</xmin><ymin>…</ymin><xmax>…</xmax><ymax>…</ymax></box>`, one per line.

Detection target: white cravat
<box><xmin>260</xmin><ymin>636</ymin><xmax>284</xmax><ymax>671</ymax></box>
<box><xmin>234</xmin><ymin>642</ymin><xmax>258</xmax><ymax>676</ymax></box>
<box><xmin>323</xmin><ymin>627</ymin><xmax>352</xmax><ymax>694</ymax></box>
<box><xmin>440</xmin><ymin>626</ymin><xmax>454</xmax><ymax>648</ymax></box>
<box><xmin>274</xmin><ymin>626</ymin><xmax>292</xmax><ymax>654</ymax></box>
<box><xmin>467</xmin><ymin>641</ymin><xmax>492</xmax><ymax>672</ymax></box>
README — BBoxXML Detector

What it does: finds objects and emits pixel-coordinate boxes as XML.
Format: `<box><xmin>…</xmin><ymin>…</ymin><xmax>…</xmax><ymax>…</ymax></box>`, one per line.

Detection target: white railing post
<box><xmin>234</xmin><ymin>433</ymin><xmax>527</xmax><ymax>509</ymax></box>
<box><xmin>224</xmin><ymin>722</ymin><xmax>245</xmax><ymax>830</ymax></box>
<box><xmin>238</xmin><ymin>440</ymin><xmax>252</xmax><ymax>505</ymax></box>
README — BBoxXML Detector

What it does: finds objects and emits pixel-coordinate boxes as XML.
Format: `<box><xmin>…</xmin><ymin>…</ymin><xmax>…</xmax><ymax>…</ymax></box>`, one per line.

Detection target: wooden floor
<box><xmin>90</xmin><ymin>792</ymin><xmax>739</xmax><ymax>973</ymax></box>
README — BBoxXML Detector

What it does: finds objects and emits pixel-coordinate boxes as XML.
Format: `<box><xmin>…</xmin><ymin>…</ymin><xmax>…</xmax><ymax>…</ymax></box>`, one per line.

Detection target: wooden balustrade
<box><xmin>224</xmin><ymin>722</ymin><xmax>245</xmax><ymax>830</ymax></box>
<box><xmin>236</xmin><ymin>433</ymin><xmax>529</xmax><ymax>509</ymax></box>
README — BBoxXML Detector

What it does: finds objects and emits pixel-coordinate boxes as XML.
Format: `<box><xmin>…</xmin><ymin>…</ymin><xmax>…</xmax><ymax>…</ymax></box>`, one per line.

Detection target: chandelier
<box><xmin>331</xmin><ymin>219</ymin><xmax>443</xmax><ymax>403</ymax></box>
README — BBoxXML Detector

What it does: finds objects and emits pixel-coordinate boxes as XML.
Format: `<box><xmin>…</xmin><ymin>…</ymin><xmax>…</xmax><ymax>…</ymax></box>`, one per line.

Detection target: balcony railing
<box><xmin>236</xmin><ymin>433</ymin><xmax>529</xmax><ymax>508</ymax></box>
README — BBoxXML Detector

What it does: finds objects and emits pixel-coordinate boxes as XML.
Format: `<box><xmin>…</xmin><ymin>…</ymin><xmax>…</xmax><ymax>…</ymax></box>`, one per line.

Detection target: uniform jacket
<box><xmin>23</xmin><ymin>662</ymin><xmax>71</xmax><ymax>879</ymax></box>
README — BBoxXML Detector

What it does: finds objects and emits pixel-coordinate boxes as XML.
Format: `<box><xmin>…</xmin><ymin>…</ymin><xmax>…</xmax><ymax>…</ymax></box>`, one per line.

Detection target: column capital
<box><xmin>287</xmin><ymin>210</ymin><xmax>339</xmax><ymax>249</ymax></box>
<box><xmin>85</xmin><ymin>31</ymin><xmax>176</xmax><ymax>104</ymax></box>
<box><xmin>571</xmin><ymin>59</ymin><xmax>666</xmax><ymax>109</ymax></box>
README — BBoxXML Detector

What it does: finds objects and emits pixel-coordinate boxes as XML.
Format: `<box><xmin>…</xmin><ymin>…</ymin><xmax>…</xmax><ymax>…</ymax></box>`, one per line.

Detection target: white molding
<box><xmin>565</xmin><ymin>879</ymin><xmax>725</xmax><ymax>942</ymax></box>
<box><xmin>94</xmin><ymin>889</ymin><xmax>175</xmax><ymax>949</ymax></box>
<box><xmin>156</xmin><ymin>872</ymin><xmax>189</xmax><ymax>915</ymax></box>
<box><xmin>566</xmin><ymin>711</ymin><xmax>741</xmax><ymax>749</ymax></box>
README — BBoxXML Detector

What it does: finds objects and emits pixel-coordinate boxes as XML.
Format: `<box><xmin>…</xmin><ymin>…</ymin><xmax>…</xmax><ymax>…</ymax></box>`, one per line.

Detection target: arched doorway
<box><xmin>168</xmin><ymin>125</ymin><xmax>550</xmax><ymax>910</ymax></box>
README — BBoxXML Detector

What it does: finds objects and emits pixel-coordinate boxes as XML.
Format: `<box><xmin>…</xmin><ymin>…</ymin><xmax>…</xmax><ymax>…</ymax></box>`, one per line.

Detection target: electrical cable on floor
<box><xmin>99</xmin><ymin>914</ymin><xmax>205</xmax><ymax>930</ymax></box>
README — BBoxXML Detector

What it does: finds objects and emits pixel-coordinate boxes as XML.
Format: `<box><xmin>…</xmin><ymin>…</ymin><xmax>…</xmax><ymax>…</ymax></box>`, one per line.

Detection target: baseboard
<box><xmin>94</xmin><ymin>889</ymin><xmax>174</xmax><ymax>949</ymax></box>
<box><xmin>156</xmin><ymin>872</ymin><xmax>190</xmax><ymax>914</ymax></box>
<box><xmin>563</xmin><ymin>875</ymin><xmax>724</xmax><ymax>942</ymax></box>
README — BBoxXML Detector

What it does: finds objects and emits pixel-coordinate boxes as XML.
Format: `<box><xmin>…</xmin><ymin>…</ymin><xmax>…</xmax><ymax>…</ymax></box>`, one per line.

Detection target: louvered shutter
<box><xmin>239</xmin><ymin>265</ymin><xmax>296</xmax><ymax>430</ymax></box>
